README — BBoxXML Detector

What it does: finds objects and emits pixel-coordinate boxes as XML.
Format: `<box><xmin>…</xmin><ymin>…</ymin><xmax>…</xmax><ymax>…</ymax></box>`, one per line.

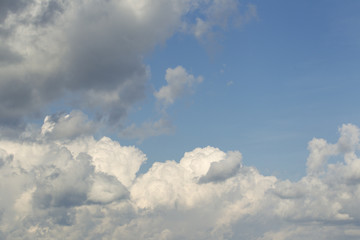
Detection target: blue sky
<box><xmin>120</xmin><ymin>0</ymin><xmax>360</xmax><ymax>180</ymax></box>
<box><xmin>2</xmin><ymin>1</ymin><xmax>360</xmax><ymax>239</ymax></box>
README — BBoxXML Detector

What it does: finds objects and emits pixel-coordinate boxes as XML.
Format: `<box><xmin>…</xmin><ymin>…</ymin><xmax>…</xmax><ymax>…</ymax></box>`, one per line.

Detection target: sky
<box><xmin>1</xmin><ymin>0</ymin><xmax>360</xmax><ymax>239</ymax></box>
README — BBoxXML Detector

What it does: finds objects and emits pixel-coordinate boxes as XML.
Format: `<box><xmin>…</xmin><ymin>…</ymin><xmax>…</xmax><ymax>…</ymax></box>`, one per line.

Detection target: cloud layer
<box><xmin>1</xmin><ymin>114</ymin><xmax>360</xmax><ymax>239</ymax></box>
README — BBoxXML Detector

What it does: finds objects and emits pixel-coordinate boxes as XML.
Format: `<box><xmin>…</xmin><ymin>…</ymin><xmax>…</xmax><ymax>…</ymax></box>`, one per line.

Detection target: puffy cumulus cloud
<box><xmin>0</xmin><ymin>113</ymin><xmax>146</xmax><ymax>238</ymax></box>
<box><xmin>130</xmin><ymin>146</ymin><xmax>232</xmax><ymax>209</ymax></box>
<box><xmin>155</xmin><ymin>65</ymin><xmax>203</xmax><ymax>106</ymax></box>
<box><xmin>125</xmin><ymin>146</ymin><xmax>276</xmax><ymax>239</ymax></box>
<box><xmin>306</xmin><ymin>123</ymin><xmax>360</xmax><ymax>175</ymax></box>
<box><xmin>0</xmin><ymin>0</ymin><xmax>251</xmax><ymax>127</ymax></box>
<box><xmin>2</xmin><ymin>121</ymin><xmax>360</xmax><ymax>239</ymax></box>
<box><xmin>86</xmin><ymin>136</ymin><xmax>147</xmax><ymax>188</ymax></box>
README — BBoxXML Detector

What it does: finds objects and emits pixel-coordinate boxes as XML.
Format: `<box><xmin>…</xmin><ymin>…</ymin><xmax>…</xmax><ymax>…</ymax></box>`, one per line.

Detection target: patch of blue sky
<box><xmin>126</xmin><ymin>0</ymin><xmax>360</xmax><ymax>180</ymax></box>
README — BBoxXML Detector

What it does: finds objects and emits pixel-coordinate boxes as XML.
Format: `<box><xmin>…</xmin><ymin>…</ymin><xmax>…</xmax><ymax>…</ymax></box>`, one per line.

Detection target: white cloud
<box><xmin>155</xmin><ymin>65</ymin><xmax>203</xmax><ymax>106</ymax></box>
<box><xmin>130</xmin><ymin>146</ymin><xmax>238</xmax><ymax>209</ymax></box>
<box><xmin>88</xmin><ymin>136</ymin><xmax>147</xmax><ymax>188</ymax></box>
<box><xmin>306</xmin><ymin>123</ymin><xmax>360</xmax><ymax>175</ymax></box>
<box><xmin>0</xmin><ymin>121</ymin><xmax>357</xmax><ymax>239</ymax></box>
<box><xmin>3</xmin><ymin>115</ymin><xmax>360</xmax><ymax>239</ymax></box>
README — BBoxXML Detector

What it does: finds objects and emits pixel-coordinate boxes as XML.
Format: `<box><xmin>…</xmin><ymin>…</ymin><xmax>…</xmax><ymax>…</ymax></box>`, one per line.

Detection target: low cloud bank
<box><xmin>0</xmin><ymin>114</ymin><xmax>359</xmax><ymax>239</ymax></box>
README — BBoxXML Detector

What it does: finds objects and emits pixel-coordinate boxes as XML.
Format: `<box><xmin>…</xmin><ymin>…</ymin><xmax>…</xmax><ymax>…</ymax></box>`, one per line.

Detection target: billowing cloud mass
<box><xmin>1</xmin><ymin>115</ymin><xmax>360</xmax><ymax>239</ymax></box>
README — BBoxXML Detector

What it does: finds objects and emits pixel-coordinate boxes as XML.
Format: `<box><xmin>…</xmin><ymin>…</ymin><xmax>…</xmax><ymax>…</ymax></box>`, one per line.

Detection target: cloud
<box><xmin>1</xmin><ymin>120</ymin><xmax>360</xmax><ymax>239</ymax></box>
<box><xmin>191</xmin><ymin>0</ymin><xmax>258</xmax><ymax>53</ymax></box>
<box><xmin>0</xmin><ymin>0</ymin><xmax>153</xmax><ymax>126</ymax></box>
<box><xmin>0</xmin><ymin>114</ymin><xmax>146</xmax><ymax>237</ymax></box>
<box><xmin>155</xmin><ymin>65</ymin><xmax>203</xmax><ymax>107</ymax></box>
<box><xmin>0</xmin><ymin>0</ymin><xmax>31</xmax><ymax>23</ymax></box>
<box><xmin>2</xmin><ymin>1</ymin><xmax>360</xmax><ymax>239</ymax></box>
<box><xmin>121</xmin><ymin>65</ymin><xmax>201</xmax><ymax>141</ymax></box>
<box><xmin>192</xmin><ymin>0</ymin><xmax>240</xmax><ymax>39</ymax></box>
<box><xmin>0</xmin><ymin>0</ymin><xmax>161</xmax><ymax>125</ymax></box>
<box><xmin>41</xmin><ymin>110</ymin><xmax>96</xmax><ymax>140</ymax></box>
<box><xmin>0</xmin><ymin>0</ymin><xmax>250</xmax><ymax>128</ymax></box>
<box><xmin>306</xmin><ymin>123</ymin><xmax>360</xmax><ymax>175</ymax></box>
<box><xmin>0</xmin><ymin>44</ymin><xmax>22</xmax><ymax>66</ymax></box>
<box><xmin>199</xmin><ymin>151</ymin><xmax>242</xmax><ymax>183</ymax></box>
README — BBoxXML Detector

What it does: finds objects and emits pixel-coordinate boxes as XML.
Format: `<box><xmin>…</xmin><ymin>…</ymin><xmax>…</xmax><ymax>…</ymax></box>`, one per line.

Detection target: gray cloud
<box><xmin>34</xmin><ymin>0</ymin><xmax>64</xmax><ymax>26</ymax></box>
<box><xmin>0</xmin><ymin>0</ymin><xmax>31</xmax><ymax>23</ymax></box>
<box><xmin>0</xmin><ymin>0</ymin><xmax>252</xmax><ymax>130</ymax></box>
<box><xmin>199</xmin><ymin>151</ymin><xmax>242</xmax><ymax>183</ymax></box>
<box><xmin>0</xmin><ymin>44</ymin><xmax>22</xmax><ymax>66</ymax></box>
<box><xmin>0</xmin><ymin>0</ymin><xmax>185</xmax><ymax>127</ymax></box>
<box><xmin>0</xmin><ymin>0</ymin><xmax>154</xmax><ymax>126</ymax></box>
<box><xmin>0</xmin><ymin>79</ymin><xmax>43</xmax><ymax>126</ymax></box>
<box><xmin>0</xmin><ymin>1</ymin><xmax>149</xmax><ymax>126</ymax></box>
<box><xmin>32</xmin><ymin>152</ymin><xmax>93</xmax><ymax>209</ymax></box>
